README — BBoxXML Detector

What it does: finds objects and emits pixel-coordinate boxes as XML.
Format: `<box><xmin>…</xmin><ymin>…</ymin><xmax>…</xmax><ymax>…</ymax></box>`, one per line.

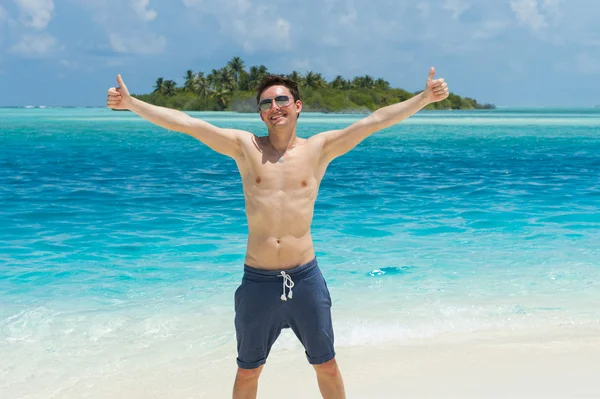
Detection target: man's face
<box><xmin>258</xmin><ymin>85</ymin><xmax>302</xmax><ymax>128</ymax></box>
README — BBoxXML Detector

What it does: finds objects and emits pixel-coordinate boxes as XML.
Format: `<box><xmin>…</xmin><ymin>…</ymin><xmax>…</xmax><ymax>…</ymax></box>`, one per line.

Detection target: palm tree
<box><xmin>248</xmin><ymin>65</ymin><xmax>269</xmax><ymax>90</ymax></box>
<box><xmin>352</xmin><ymin>76</ymin><xmax>371</xmax><ymax>89</ymax></box>
<box><xmin>330</xmin><ymin>75</ymin><xmax>347</xmax><ymax>90</ymax></box>
<box><xmin>183</xmin><ymin>70</ymin><xmax>196</xmax><ymax>92</ymax></box>
<box><xmin>207</xmin><ymin>69</ymin><xmax>220</xmax><ymax>90</ymax></box>
<box><xmin>257</xmin><ymin>65</ymin><xmax>268</xmax><ymax>76</ymax></box>
<box><xmin>374</xmin><ymin>78</ymin><xmax>390</xmax><ymax>90</ymax></box>
<box><xmin>287</xmin><ymin>70</ymin><xmax>304</xmax><ymax>87</ymax></box>
<box><xmin>248</xmin><ymin>66</ymin><xmax>260</xmax><ymax>90</ymax></box>
<box><xmin>237</xmin><ymin>70</ymin><xmax>250</xmax><ymax>91</ymax></box>
<box><xmin>163</xmin><ymin>80</ymin><xmax>177</xmax><ymax>97</ymax></box>
<box><xmin>304</xmin><ymin>71</ymin><xmax>325</xmax><ymax>89</ymax></box>
<box><xmin>211</xmin><ymin>87</ymin><xmax>230</xmax><ymax>110</ymax></box>
<box><xmin>227</xmin><ymin>56</ymin><xmax>245</xmax><ymax>86</ymax></box>
<box><xmin>153</xmin><ymin>77</ymin><xmax>164</xmax><ymax>94</ymax></box>
<box><xmin>219</xmin><ymin>67</ymin><xmax>237</xmax><ymax>91</ymax></box>
<box><xmin>194</xmin><ymin>72</ymin><xmax>209</xmax><ymax>99</ymax></box>
<box><xmin>362</xmin><ymin>75</ymin><xmax>375</xmax><ymax>88</ymax></box>
<box><xmin>315</xmin><ymin>73</ymin><xmax>326</xmax><ymax>88</ymax></box>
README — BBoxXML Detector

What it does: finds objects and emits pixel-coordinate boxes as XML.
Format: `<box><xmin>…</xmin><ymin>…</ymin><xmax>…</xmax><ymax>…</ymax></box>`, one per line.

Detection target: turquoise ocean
<box><xmin>1</xmin><ymin>108</ymin><xmax>600</xmax><ymax>394</ymax></box>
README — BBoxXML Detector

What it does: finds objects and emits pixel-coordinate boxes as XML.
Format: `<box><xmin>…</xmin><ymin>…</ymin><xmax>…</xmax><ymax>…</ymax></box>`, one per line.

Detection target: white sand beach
<box><xmin>40</xmin><ymin>326</ymin><xmax>599</xmax><ymax>399</ymax></box>
<box><xmin>231</xmin><ymin>328</ymin><xmax>600</xmax><ymax>399</ymax></box>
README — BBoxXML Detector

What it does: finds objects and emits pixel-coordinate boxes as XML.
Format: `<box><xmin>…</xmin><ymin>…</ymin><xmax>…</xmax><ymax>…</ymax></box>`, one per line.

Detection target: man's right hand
<box><xmin>107</xmin><ymin>74</ymin><xmax>132</xmax><ymax>110</ymax></box>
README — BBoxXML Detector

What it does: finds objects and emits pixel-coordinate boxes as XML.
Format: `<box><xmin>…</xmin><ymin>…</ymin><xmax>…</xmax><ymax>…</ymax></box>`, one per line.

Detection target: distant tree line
<box><xmin>133</xmin><ymin>56</ymin><xmax>495</xmax><ymax>113</ymax></box>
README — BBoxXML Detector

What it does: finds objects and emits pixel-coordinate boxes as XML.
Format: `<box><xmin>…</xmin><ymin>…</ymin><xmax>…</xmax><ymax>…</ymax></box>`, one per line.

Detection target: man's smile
<box><xmin>270</xmin><ymin>113</ymin><xmax>286</xmax><ymax>121</ymax></box>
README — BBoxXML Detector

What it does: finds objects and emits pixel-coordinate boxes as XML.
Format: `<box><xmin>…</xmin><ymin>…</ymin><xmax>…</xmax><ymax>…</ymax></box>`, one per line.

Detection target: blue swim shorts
<box><xmin>234</xmin><ymin>258</ymin><xmax>335</xmax><ymax>369</ymax></box>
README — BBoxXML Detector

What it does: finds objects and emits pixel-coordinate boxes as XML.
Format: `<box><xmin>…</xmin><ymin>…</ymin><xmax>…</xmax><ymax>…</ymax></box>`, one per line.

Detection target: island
<box><xmin>132</xmin><ymin>57</ymin><xmax>495</xmax><ymax>113</ymax></box>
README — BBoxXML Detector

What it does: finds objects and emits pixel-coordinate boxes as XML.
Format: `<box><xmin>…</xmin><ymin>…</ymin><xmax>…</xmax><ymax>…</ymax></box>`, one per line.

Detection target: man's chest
<box><xmin>237</xmin><ymin>136</ymin><xmax>326</xmax><ymax>193</ymax></box>
<box><xmin>241</xmin><ymin>161</ymin><xmax>319</xmax><ymax>193</ymax></box>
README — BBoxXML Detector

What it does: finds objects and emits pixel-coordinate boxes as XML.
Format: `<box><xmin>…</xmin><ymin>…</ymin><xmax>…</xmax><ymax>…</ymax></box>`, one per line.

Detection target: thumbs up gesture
<box><xmin>423</xmin><ymin>67</ymin><xmax>449</xmax><ymax>103</ymax></box>
<box><xmin>107</xmin><ymin>74</ymin><xmax>132</xmax><ymax>110</ymax></box>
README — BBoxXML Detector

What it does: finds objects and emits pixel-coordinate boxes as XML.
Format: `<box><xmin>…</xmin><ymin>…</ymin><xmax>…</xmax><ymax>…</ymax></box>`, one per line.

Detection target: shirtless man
<box><xmin>106</xmin><ymin>68</ymin><xmax>449</xmax><ymax>399</ymax></box>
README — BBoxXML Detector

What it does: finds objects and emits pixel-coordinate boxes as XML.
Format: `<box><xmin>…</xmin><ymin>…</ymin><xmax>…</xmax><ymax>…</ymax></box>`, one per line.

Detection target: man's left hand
<box><xmin>424</xmin><ymin>67</ymin><xmax>449</xmax><ymax>103</ymax></box>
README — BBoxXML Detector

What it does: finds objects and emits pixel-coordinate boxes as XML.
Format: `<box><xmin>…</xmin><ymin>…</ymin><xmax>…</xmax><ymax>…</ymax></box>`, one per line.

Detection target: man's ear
<box><xmin>259</xmin><ymin>110</ymin><xmax>265</xmax><ymax>122</ymax></box>
<box><xmin>295</xmin><ymin>100</ymin><xmax>303</xmax><ymax>117</ymax></box>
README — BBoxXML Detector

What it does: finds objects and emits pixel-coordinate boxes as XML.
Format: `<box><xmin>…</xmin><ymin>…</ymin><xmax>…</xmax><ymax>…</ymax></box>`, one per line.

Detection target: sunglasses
<box><xmin>258</xmin><ymin>95</ymin><xmax>293</xmax><ymax>111</ymax></box>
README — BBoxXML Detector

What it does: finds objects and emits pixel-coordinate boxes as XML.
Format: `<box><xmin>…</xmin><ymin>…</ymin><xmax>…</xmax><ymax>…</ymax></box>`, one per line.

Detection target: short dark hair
<box><xmin>256</xmin><ymin>75</ymin><xmax>301</xmax><ymax>105</ymax></box>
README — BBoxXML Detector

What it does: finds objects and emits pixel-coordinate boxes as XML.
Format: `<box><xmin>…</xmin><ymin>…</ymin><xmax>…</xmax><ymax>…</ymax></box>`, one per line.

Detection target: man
<box><xmin>106</xmin><ymin>68</ymin><xmax>449</xmax><ymax>399</ymax></box>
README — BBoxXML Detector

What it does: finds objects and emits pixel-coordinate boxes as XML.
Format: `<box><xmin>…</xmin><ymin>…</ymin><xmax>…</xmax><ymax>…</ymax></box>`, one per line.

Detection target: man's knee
<box><xmin>313</xmin><ymin>358</ymin><xmax>339</xmax><ymax>378</ymax></box>
<box><xmin>236</xmin><ymin>365</ymin><xmax>263</xmax><ymax>381</ymax></box>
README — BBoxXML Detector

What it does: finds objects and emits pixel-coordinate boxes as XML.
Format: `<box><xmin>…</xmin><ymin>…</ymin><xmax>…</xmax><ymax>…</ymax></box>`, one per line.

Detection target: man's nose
<box><xmin>267</xmin><ymin>99</ymin><xmax>280</xmax><ymax>110</ymax></box>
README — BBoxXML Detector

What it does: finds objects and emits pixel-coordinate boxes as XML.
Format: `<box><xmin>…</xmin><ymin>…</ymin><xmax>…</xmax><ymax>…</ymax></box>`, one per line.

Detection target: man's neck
<box><xmin>267</xmin><ymin>128</ymin><xmax>297</xmax><ymax>152</ymax></box>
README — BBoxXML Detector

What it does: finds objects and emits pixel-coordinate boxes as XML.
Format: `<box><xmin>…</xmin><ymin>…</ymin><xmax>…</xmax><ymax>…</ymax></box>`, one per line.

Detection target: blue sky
<box><xmin>0</xmin><ymin>0</ymin><xmax>599</xmax><ymax>107</ymax></box>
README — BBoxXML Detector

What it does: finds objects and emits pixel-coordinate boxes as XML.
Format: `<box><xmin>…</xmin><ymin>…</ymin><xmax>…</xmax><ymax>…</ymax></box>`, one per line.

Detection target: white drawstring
<box><xmin>278</xmin><ymin>271</ymin><xmax>294</xmax><ymax>301</ymax></box>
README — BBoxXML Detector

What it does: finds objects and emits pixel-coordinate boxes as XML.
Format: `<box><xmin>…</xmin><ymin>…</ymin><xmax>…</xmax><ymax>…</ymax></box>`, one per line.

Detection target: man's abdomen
<box><xmin>244</xmin><ymin>233</ymin><xmax>315</xmax><ymax>270</ymax></box>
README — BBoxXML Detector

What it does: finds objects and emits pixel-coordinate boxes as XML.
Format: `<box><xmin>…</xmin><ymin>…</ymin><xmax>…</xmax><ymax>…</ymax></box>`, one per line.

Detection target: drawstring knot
<box><xmin>278</xmin><ymin>271</ymin><xmax>294</xmax><ymax>301</ymax></box>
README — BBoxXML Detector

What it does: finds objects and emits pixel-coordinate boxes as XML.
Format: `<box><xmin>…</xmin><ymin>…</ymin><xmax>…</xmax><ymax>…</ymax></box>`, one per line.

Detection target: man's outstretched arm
<box><xmin>107</xmin><ymin>74</ymin><xmax>246</xmax><ymax>159</ymax></box>
<box><xmin>318</xmin><ymin>67</ymin><xmax>449</xmax><ymax>162</ymax></box>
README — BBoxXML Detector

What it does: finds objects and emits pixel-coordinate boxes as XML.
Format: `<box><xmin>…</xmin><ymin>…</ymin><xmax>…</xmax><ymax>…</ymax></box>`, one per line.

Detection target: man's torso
<box><xmin>234</xmin><ymin>134</ymin><xmax>329</xmax><ymax>269</ymax></box>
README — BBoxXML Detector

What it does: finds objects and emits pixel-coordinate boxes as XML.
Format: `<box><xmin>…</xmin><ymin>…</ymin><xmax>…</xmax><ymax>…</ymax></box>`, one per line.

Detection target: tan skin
<box><xmin>107</xmin><ymin>69</ymin><xmax>449</xmax><ymax>399</ymax></box>
<box><xmin>240</xmin><ymin>84</ymin><xmax>322</xmax><ymax>268</ymax></box>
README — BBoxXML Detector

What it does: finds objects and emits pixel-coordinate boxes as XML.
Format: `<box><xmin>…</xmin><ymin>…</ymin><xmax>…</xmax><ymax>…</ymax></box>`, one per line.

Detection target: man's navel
<box><xmin>255</xmin><ymin>176</ymin><xmax>262</xmax><ymax>184</ymax></box>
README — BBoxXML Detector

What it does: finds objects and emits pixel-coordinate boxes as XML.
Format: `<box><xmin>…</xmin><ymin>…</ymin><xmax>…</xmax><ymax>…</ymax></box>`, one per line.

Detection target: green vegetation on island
<box><xmin>133</xmin><ymin>56</ymin><xmax>495</xmax><ymax>113</ymax></box>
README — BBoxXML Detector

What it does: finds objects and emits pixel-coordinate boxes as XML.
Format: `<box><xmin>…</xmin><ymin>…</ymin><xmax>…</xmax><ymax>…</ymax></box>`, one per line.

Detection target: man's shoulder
<box><xmin>307</xmin><ymin>131</ymin><xmax>335</xmax><ymax>147</ymax></box>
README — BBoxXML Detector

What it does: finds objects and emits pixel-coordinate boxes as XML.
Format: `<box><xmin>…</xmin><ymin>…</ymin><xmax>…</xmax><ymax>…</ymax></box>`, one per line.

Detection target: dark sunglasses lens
<box><xmin>259</xmin><ymin>96</ymin><xmax>291</xmax><ymax>111</ymax></box>
<box><xmin>259</xmin><ymin>100</ymin><xmax>271</xmax><ymax>111</ymax></box>
<box><xmin>275</xmin><ymin>96</ymin><xmax>290</xmax><ymax>106</ymax></box>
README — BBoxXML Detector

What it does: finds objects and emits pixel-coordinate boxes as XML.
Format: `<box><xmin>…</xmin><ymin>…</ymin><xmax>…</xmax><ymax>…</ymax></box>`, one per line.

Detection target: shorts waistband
<box><xmin>243</xmin><ymin>257</ymin><xmax>318</xmax><ymax>281</ymax></box>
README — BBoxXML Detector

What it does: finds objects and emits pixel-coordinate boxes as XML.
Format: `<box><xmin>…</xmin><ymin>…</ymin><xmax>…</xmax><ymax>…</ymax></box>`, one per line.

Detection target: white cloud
<box><xmin>272</xmin><ymin>18</ymin><xmax>291</xmax><ymax>49</ymax></box>
<box><xmin>338</xmin><ymin>2</ymin><xmax>357</xmax><ymax>26</ymax></box>
<box><xmin>234</xmin><ymin>0</ymin><xmax>251</xmax><ymax>13</ymax></box>
<box><xmin>14</xmin><ymin>0</ymin><xmax>55</xmax><ymax>30</ymax></box>
<box><xmin>182</xmin><ymin>0</ymin><xmax>292</xmax><ymax>52</ymax></box>
<box><xmin>443</xmin><ymin>0</ymin><xmax>472</xmax><ymax>20</ymax></box>
<box><xmin>584</xmin><ymin>39</ymin><xmax>600</xmax><ymax>47</ymax></box>
<box><xmin>510</xmin><ymin>0</ymin><xmax>548</xmax><ymax>31</ymax></box>
<box><xmin>10</xmin><ymin>32</ymin><xmax>60</xmax><ymax>57</ymax></box>
<box><xmin>0</xmin><ymin>6</ymin><xmax>8</xmax><ymax>23</ymax></box>
<box><xmin>290</xmin><ymin>58</ymin><xmax>312</xmax><ymax>72</ymax></box>
<box><xmin>472</xmin><ymin>19</ymin><xmax>510</xmax><ymax>41</ymax></box>
<box><xmin>131</xmin><ymin>0</ymin><xmax>157</xmax><ymax>22</ymax></box>
<box><xmin>109</xmin><ymin>33</ymin><xmax>166</xmax><ymax>54</ymax></box>
<box><xmin>105</xmin><ymin>58</ymin><xmax>125</xmax><ymax>67</ymax></box>
<box><xmin>540</xmin><ymin>0</ymin><xmax>562</xmax><ymax>18</ymax></box>
<box><xmin>5</xmin><ymin>0</ymin><xmax>60</xmax><ymax>58</ymax></box>
<box><xmin>231</xmin><ymin>16</ymin><xmax>291</xmax><ymax>52</ymax></box>
<box><xmin>416</xmin><ymin>1</ymin><xmax>431</xmax><ymax>18</ymax></box>
<box><xmin>59</xmin><ymin>59</ymin><xmax>84</xmax><ymax>71</ymax></box>
<box><xmin>508</xmin><ymin>60</ymin><xmax>525</xmax><ymax>74</ymax></box>
<box><xmin>509</xmin><ymin>0</ymin><xmax>585</xmax><ymax>46</ymax></box>
<box><xmin>109</xmin><ymin>34</ymin><xmax>128</xmax><ymax>53</ymax></box>
<box><xmin>77</xmin><ymin>0</ymin><xmax>166</xmax><ymax>54</ymax></box>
